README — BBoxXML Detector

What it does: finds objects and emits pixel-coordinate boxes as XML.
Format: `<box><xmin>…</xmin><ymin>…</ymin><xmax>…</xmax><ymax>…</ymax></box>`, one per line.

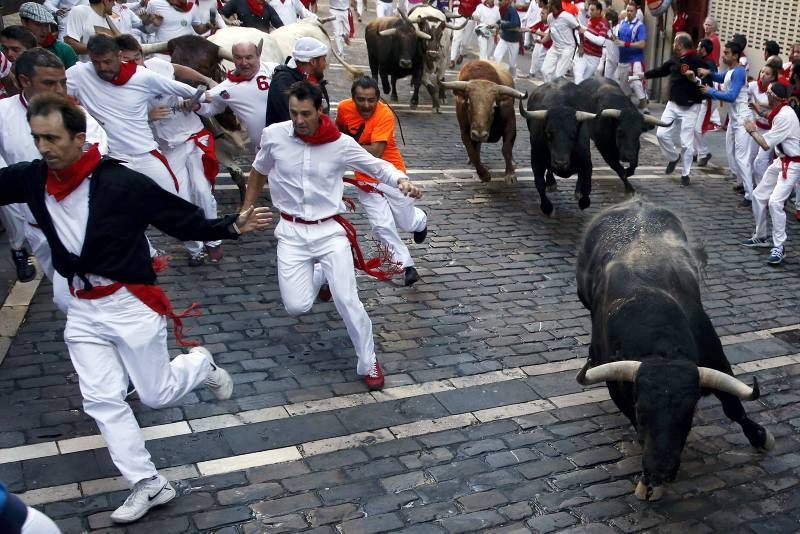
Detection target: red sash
<box><xmin>188</xmin><ymin>129</ymin><xmax>219</xmax><ymax>188</ymax></box>
<box><xmin>149</xmin><ymin>149</ymin><xmax>180</xmax><ymax>192</ymax></box>
<box><xmin>780</xmin><ymin>156</ymin><xmax>800</xmax><ymax>179</ymax></box>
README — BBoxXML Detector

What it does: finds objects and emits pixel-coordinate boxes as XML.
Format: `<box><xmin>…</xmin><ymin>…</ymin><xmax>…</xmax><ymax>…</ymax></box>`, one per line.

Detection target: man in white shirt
<box><xmin>202</xmin><ymin>41</ymin><xmax>278</xmax><ymax>151</ymax></box>
<box><xmin>142</xmin><ymin>0</ymin><xmax>215</xmax><ymax>43</ymax></box>
<box><xmin>44</xmin><ymin>0</ymin><xmax>89</xmax><ymax>39</ymax></box>
<box><xmin>268</xmin><ymin>0</ymin><xmax>314</xmax><ymax>26</ymax></box>
<box><xmin>242</xmin><ymin>80</ymin><xmax>422</xmax><ymax>390</ymax></box>
<box><xmin>539</xmin><ymin>0</ymin><xmax>578</xmax><ymax>82</ymax></box>
<box><xmin>67</xmin><ymin>34</ymin><xmax>198</xmax><ymax>194</ymax></box>
<box><xmin>472</xmin><ymin>0</ymin><xmax>500</xmax><ymax>60</ymax></box>
<box><xmin>742</xmin><ymin>83</ymin><xmax>800</xmax><ymax>266</ymax></box>
<box><xmin>64</xmin><ymin>0</ymin><xmax>115</xmax><ymax>61</ymax></box>
<box><xmin>0</xmin><ymin>48</ymin><xmax>106</xmax><ymax>297</ymax></box>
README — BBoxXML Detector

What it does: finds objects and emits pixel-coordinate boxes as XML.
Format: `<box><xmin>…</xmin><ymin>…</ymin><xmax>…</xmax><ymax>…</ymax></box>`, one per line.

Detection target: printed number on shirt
<box><xmin>257</xmin><ymin>76</ymin><xmax>270</xmax><ymax>90</ymax></box>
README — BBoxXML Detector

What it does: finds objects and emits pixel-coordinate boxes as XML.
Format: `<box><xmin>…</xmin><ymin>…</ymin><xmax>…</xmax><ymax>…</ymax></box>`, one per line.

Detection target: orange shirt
<box><xmin>335</xmin><ymin>98</ymin><xmax>406</xmax><ymax>183</ymax></box>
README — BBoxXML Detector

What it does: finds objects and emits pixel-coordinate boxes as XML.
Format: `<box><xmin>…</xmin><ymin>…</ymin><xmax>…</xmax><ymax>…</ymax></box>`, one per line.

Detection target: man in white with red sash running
<box><xmin>67</xmin><ymin>34</ymin><xmax>199</xmax><ymax>195</ymax></box>
<box><xmin>741</xmin><ymin>82</ymin><xmax>800</xmax><ymax>266</ymax></box>
<box><xmin>0</xmin><ymin>94</ymin><xmax>270</xmax><ymax>523</ymax></box>
<box><xmin>202</xmin><ymin>41</ymin><xmax>277</xmax><ymax>151</ymax></box>
<box><xmin>243</xmin><ymin>81</ymin><xmax>422</xmax><ymax>390</ymax></box>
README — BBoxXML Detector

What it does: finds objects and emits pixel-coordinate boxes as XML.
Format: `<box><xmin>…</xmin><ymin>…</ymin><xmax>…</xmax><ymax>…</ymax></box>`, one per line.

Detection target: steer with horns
<box><xmin>575</xmin><ymin>200</ymin><xmax>774</xmax><ymax>502</ymax></box>
<box><xmin>441</xmin><ymin>60</ymin><xmax>527</xmax><ymax>183</ymax></box>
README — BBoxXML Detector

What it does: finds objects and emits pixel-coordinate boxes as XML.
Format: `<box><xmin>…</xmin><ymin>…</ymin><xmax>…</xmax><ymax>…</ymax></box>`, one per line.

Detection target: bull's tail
<box><xmin>380</xmin><ymin>98</ymin><xmax>406</xmax><ymax>146</ymax></box>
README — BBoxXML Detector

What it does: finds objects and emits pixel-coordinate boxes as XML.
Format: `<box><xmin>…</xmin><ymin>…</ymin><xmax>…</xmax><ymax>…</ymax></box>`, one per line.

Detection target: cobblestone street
<box><xmin>2</xmin><ymin>5</ymin><xmax>800</xmax><ymax>533</ymax></box>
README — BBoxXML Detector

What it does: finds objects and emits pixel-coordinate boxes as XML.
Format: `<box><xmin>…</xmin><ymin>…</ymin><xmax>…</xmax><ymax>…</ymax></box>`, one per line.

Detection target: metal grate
<box><xmin>711</xmin><ymin>0</ymin><xmax>800</xmax><ymax>53</ymax></box>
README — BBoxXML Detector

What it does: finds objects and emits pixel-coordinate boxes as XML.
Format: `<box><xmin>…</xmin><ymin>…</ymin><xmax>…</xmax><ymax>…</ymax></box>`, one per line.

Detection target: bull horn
<box><xmin>398</xmin><ymin>5</ymin><xmax>410</xmax><ymax>23</ymax></box>
<box><xmin>698</xmin><ymin>368</ymin><xmax>760</xmax><ymax>400</ymax></box>
<box><xmin>496</xmin><ymin>86</ymin><xmax>527</xmax><ymax>99</ymax></box>
<box><xmin>141</xmin><ymin>41</ymin><xmax>170</xmax><ymax>55</ymax></box>
<box><xmin>576</xmin><ymin>361</ymin><xmax>641</xmax><ymax>385</ymax></box>
<box><xmin>256</xmin><ymin>38</ymin><xmax>263</xmax><ymax>58</ymax></box>
<box><xmin>445</xmin><ymin>18</ymin><xmax>469</xmax><ymax>30</ymax></box>
<box><xmin>329</xmin><ymin>44</ymin><xmax>363</xmax><ymax>78</ymax></box>
<box><xmin>440</xmin><ymin>80</ymin><xmax>469</xmax><ymax>92</ymax></box>
<box><xmin>643</xmin><ymin>114</ymin><xmax>674</xmax><ymax>127</ymax></box>
<box><xmin>379</xmin><ymin>28</ymin><xmax>398</xmax><ymax>36</ymax></box>
<box><xmin>415</xmin><ymin>28</ymin><xmax>432</xmax><ymax>40</ymax></box>
<box><xmin>576</xmin><ymin>110</ymin><xmax>597</xmax><ymax>122</ymax></box>
<box><xmin>600</xmin><ymin>109</ymin><xmax>622</xmax><ymax>119</ymax></box>
<box><xmin>318</xmin><ymin>15</ymin><xmax>335</xmax><ymax>23</ymax></box>
<box><xmin>217</xmin><ymin>46</ymin><xmax>235</xmax><ymax>62</ymax></box>
<box><xmin>518</xmin><ymin>100</ymin><xmax>547</xmax><ymax>120</ymax></box>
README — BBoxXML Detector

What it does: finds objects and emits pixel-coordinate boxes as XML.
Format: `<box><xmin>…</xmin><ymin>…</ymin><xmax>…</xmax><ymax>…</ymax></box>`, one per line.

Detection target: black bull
<box><xmin>575</xmin><ymin>200</ymin><xmax>774</xmax><ymax>501</ymax></box>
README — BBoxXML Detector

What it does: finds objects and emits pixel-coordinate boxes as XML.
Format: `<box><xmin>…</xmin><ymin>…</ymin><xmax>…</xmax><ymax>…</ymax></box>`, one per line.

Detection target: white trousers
<box><xmin>163</xmin><ymin>139</ymin><xmax>221</xmax><ymax>255</ymax></box>
<box><xmin>356</xmin><ymin>0</ymin><xmax>363</xmax><ymax>16</ymax></box>
<box><xmin>330</xmin><ymin>7</ymin><xmax>349</xmax><ymax>57</ymax></box>
<box><xmin>656</xmin><ymin>101</ymin><xmax>701</xmax><ymax>176</ymax></box>
<box><xmin>752</xmin><ymin>160</ymin><xmax>800</xmax><ymax>248</ymax></box>
<box><xmin>528</xmin><ymin>43</ymin><xmax>547</xmax><ymax>75</ymax></box>
<box><xmin>357</xmin><ymin>184</ymin><xmax>426</xmax><ymax>268</ymax></box>
<box><xmin>477</xmin><ymin>36</ymin><xmax>495</xmax><ymax>60</ymax></box>
<box><xmin>726</xmin><ymin>120</ymin><xmax>754</xmax><ymax>199</ymax></box>
<box><xmin>541</xmin><ymin>45</ymin><xmax>575</xmax><ymax>82</ymax></box>
<box><xmin>493</xmin><ymin>39</ymin><xmax>519</xmax><ymax>74</ymax></box>
<box><xmin>694</xmin><ymin>99</ymin><xmax>710</xmax><ymax>158</ymax></box>
<box><xmin>617</xmin><ymin>61</ymin><xmax>646</xmax><ymax>101</ymax></box>
<box><xmin>376</xmin><ymin>0</ymin><xmax>393</xmax><ymax>18</ymax></box>
<box><xmin>748</xmin><ymin>130</ymin><xmax>773</xmax><ymax>187</ymax></box>
<box><xmin>118</xmin><ymin>150</ymin><xmax>178</xmax><ymax>194</ymax></box>
<box><xmin>602</xmin><ymin>52</ymin><xmax>618</xmax><ymax>80</ymax></box>
<box><xmin>450</xmin><ymin>19</ymin><xmax>476</xmax><ymax>61</ymax></box>
<box><xmin>275</xmin><ymin>219</ymin><xmax>376</xmax><ymax>375</ymax></box>
<box><xmin>22</xmin><ymin>506</ymin><xmax>61</xmax><ymax>533</ymax></box>
<box><xmin>573</xmin><ymin>54</ymin><xmax>601</xmax><ymax>84</ymax></box>
<box><xmin>65</xmin><ymin>288</ymin><xmax>212</xmax><ymax>485</ymax></box>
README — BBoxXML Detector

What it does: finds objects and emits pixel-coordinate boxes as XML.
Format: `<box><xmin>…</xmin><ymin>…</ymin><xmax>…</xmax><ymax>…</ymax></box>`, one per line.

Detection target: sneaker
<box><xmin>205</xmin><ymin>244</ymin><xmax>223</xmax><ymax>263</ymax></box>
<box><xmin>363</xmin><ymin>361</ymin><xmax>384</xmax><ymax>390</ymax></box>
<box><xmin>741</xmin><ymin>236</ymin><xmax>770</xmax><ymax>248</ymax></box>
<box><xmin>796</xmin><ymin>209</ymin><xmax>800</xmax><ymax>222</ymax></box>
<box><xmin>318</xmin><ymin>283</ymin><xmax>332</xmax><ymax>302</ymax></box>
<box><xmin>109</xmin><ymin>474</ymin><xmax>176</xmax><ymax>523</ymax></box>
<box><xmin>767</xmin><ymin>246</ymin><xmax>785</xmax><ymax>265</ymax></box>
<box><xmin>697</xmin><ymin>154</ymin><xmax>712</xmax><ymax>167</ymax></box>
<box><xmin>680</xmin><ymin>175</ymin><xmax>690</xmax><ymax>187</ymax></box>
<box><xmin>413</xmin><ymin>224</ymin><xmax>427</xmax><ymax>244</ymax></box>
<box><xmin>664</xmin><ymin>157</ymin><xmax>680</xmax><ymax>175</ymax></box>
<box><xmin>188</xmin><ymin>253</ymin><xmax>205</xmax><ymax>267</ymax></box>
<box><xmin>739</xmin><ymin>198</ymin><xmax>752</xmax><ymax>208</ymax></box>
<box><xmin>404</xmin><ymin>266</ymin><xmax>420</xmax><ymax>287</ymax></box>
<box><xmin>10</xmin><ymin>248</ymin><xmax>35</xmax><ymax>283</ymax></box>
<box><xmin>195</xmin><ymin>346</ymin><xmax>234</xmax><ymax>400</ymax></box>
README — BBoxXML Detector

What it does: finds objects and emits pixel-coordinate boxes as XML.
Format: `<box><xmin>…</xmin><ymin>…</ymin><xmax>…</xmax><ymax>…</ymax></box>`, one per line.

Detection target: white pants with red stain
<box><xmin>356</xmin><ymin>183</ymin><xmax>426</xmax><ymax>269</ymax></box>
<box><xmin>656</xmin><ymin>101</ymin><xmax>701</xmax><ymax>176</ymax></box>
<box><xmin>163</xmin><ymin>140</ymin><xmax>221</xmax><ymax>256</ymax></box>
<box><xmin>752</xmin><ymin>160</ymin><xmax>800</xmax><ymax>248</ymax></box>
<box><xmin>65</xmin><ymin>288</ymin><xmax>212</xmax><ymax>485</ymax></box>
<box><xmin>117</xmin><ymin>150</ymin><xmax>178</xmax><ymax>195</ymax></box>
<box><xmin>573</xmin><ymin>53</ymin><xmax>601</xmax><ymax>84</ymax></box>
<box><xmin>276</xmin><ymin>218</ymin><xmax>377</xmax><ymax>375</ymax></box>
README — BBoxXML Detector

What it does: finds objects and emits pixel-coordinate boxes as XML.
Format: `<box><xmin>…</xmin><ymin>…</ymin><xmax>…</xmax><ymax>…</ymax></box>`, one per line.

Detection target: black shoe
<box><xmin>188</xmin><ymin>253</ymin><xmax>205</xmax><ymax>267</ymax></box>
<box><xmin>11</xmin><ymin>248</ymin><xmax>35</xmax><ymax>282</ymax></box>
<box><xmin>697</xmin><ymin>154</ymin><xmax>712</xmax><ymax>167</ymax></box>
<box><xmin>733</xmin><ymin>184</ymin><xmax>745</xmax><ymax>194</ymax></box>
<box><xmin>739</xmin><ymin>198</ymin><xmax>752</xmax><ymax>208</ymax></box>
<box><xmin>413</xmin><ymin>225</ymin><xmax>427</xmax><ymax>244</ymax></box>
<box><xmin>664</xmin><ymin>157</ymin><xmax>680</xmax><ymax>175</ymax></box>
<box><xmin>680</xmin><ymin>175</ymin><xmax>690</xmax><ymax>187</ymax></box>
<box><xmin>404</xmin><ymin>266</ymin><xmax>420</xmax><ymax>287</ymax></box>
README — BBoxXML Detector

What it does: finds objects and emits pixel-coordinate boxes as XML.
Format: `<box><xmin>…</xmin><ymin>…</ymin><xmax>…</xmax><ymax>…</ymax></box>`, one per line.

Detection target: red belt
<box><xmin>187</xmin><ymin>129</ymin><xmax>219</xmax><ymax>189</ymax></box>
<box><xmin>279</xmin><ymin>211</ymin><xmax>403</xmax><ymax>281</ymax></box>
<box><xmin>344</xmin><ymin>177</ymin><xmax>383</xmax><ymax>196</ymax></box>
<box><xmin>70</xmin><ymin>281</ymin><xmax>201</xmax><ymax>347</ymax></box>
<box><xmin>780</xmin><ymin>155</ymin><xmax>800</xmax><ymax>179</ymax></box>
<box><xmin>149</xmin><ymin>149</ymin><xmax>180</xmax><ymax>192</ymax></box>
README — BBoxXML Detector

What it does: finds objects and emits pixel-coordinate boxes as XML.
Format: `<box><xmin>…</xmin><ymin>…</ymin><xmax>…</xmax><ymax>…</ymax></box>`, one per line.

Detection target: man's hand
<box><xmin>699</xmin><ymin>85</ymin><xmax>709</xmax><ymax>95</ymax></box>
<box><xmin>148</xmin><ymin>106</ymin><xmax>171</xmax><ymax>121</ymax></box>
<box><xmin>179</xmin><ymin>98</ymin><xmax>201</xmax><ymax>112</ymax></box>
<box><xmin>743</xmin><ymin>120</ymin><xmax>757</xmax><ymax>134</ymax></box>
<box><xmin>236</xmin><ymin>205</ymin><xmax>273</xmax><ymax>233</ymax></box>
<box><xmin>697</xmin><ymin>67</ymin><xmax>710</xmax><ymax>77</ymax></box>
<box><xmin>398</xmin><ymin>178</ymin><xmax>422</xmax><ymax>199</ymax></box>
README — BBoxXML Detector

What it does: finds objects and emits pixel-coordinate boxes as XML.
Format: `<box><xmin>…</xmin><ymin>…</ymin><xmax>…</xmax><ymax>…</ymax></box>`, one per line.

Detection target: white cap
<box><xmin>290</xmin><ymin>37</ymin><xmax>329</xmax><ymax>64</ymax></box>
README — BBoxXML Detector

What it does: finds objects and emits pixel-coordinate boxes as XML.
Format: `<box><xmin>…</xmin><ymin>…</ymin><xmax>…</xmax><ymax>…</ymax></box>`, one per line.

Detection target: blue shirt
<box><xmin>499</xmin><ymin>7</ymin><xmax>520</xmax><ymax>43</ymax></box>
<box><xmin>618</xmin><ymin>18</ymin><xmax>646</xmax><ymax>64</ymax></box>
<box><xmin>707</xmin><ymin>66</ymin><xmax>746</xmax><ymax>102</ymax></box>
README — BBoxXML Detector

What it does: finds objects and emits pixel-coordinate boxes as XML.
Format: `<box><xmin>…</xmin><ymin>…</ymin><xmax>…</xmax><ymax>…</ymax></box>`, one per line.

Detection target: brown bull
<box><xmin>441</xmin><ymin>60</ymin><xmax>526</xmax><ymax>183</ymax></box>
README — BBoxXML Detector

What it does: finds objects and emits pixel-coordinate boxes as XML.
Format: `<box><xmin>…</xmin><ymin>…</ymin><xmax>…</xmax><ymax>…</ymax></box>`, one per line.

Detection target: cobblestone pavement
<box><xmin>2</xmin><ymin>6</ymin><xmax>800</xmax><ymax>534</ymax></box>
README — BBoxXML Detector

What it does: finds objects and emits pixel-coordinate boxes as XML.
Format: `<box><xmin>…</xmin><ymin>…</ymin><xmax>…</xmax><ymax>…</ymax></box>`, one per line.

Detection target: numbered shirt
<box><xmin>204</xmin><ymin>62</ymin><xmax>278</xmax><ymax>149</ymax></box>
<box><xmin>145</xmin><ymin>0</ymin><xmax>202</xmax><ymax>41</ymax></box>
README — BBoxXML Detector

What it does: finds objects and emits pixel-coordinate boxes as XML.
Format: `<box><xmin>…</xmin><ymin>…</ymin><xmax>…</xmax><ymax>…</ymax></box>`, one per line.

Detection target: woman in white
<box><xmin>472</xmin><ymin>0</ymin><xmax>500</xmax><ymax>60</ymax></box>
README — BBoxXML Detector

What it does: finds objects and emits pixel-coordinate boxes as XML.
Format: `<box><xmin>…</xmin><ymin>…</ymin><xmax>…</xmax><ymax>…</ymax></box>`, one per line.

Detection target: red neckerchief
<box><xmin>305</xmin><ymin>71</ymin><xmax>320</xmax><ymax>84</ymax></box>
<box><xmin>109</xmin><ymin>61</ymin><xmax>137</xmax><ymax>85</ymax></box>
<box><xmin>499</xmin><ymin>4</ymin><xmax>508</xmax><ymax>16</ymax></box>
<box><xmin>296</xmin><ymin>114</ymin><xmax>341</xmax><ymax>144</ymax></box>
<box><xmin>18</xmin><ymin>93</ymin><xmax>28</xmax><ymax>109</ymax></box>
<box><xmin>246</xmin><ymin>0</ymin><xmax>265</xmax><ymax>16</ymax></box>
<box><xmin>766</xmin><ymin>100</ymin><xmax>789</xmax><ymax>127</ymax></box>
<box><xmin>172</xmin><ymin>0</ymin><xmax>194</xmax><ymax>12</ymax></box>
<box><xmin>41</xmin><ymin>33</ymin><xmax>57</xmax><ymax>48</ymax></box>
<box><xmin>226</xmin><ymin>70</ymin><xmax>254</xmax><ymax>82</ymax></box>
<box><xmin>46</xmin><ymin>144</ymin><xmax>102</xmax><ymax>202</ymax></box>
<box><xmin>757</xmin><ymin>79</ymin><xmax>769</xmax><ymax>93</ymax></box>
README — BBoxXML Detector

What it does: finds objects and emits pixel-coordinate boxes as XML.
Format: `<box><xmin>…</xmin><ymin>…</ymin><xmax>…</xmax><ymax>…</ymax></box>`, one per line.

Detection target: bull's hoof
<box><xmin>634</xmin><ymin>480</ymin><xmax>664</xmax><ymax>501</ymax></box>
<box><xmin>409</xmin><ymin>100</ymin><xmax>418</xmax><ymax>109</ymax></box>
<box><xmin>433</xmin><ymin>107</ymin><xmax>441</xmax><ymax>114</ymax></box>
<box><xmin>624</xmin><ymin>188</ymin><xmax>637</xmax><ymax>199</ymax></box>
<box><xmin>503</xmin><ymin>172</ymin><xmax>517</xmax><ymax>185</ymax></box>
<box><xmin>578</xmin><ymin>196</ymin><xmax>591</xmax><ymax>210</ymax></box>
<box><xmin>546</xmin><ymin>182</ymin><xmax>558</xmax><ymax>193</ymax></box>
<box><xmin>477</xmin><ymin>173</ymin><xmax>492</xmax><ymax>183</ymax></box>
<box><xmin>756</xmin><ymin>428</ymin><xmax>775</xmax><ymax>452</ymax></box>
<box><xmin>390</xmin><ymin>94</ymin><xmax>399</xmax><ymax>103</ymax></box>
<box><xmin>540</xmin><ymin>200</ymin><xmax>554</xmax><ymax>216</ymax></box>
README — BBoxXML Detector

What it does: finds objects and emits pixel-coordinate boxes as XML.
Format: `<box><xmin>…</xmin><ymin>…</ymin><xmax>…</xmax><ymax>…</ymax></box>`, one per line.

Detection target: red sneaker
<box><xmin>318</xmin><ymin>283</ymin><xmax>332</xmax><ymax>302</ymax></box>
<box><xmin>205</xmin><ymin>244</ymin><xmax>223</xmax><ymax>263</ymax></box>
<box><xmin>363</xmin><ymin>362</ymin><xmax>384</xmax><ymax>390</ymax></box>
<box><xmin>795</xmin><ymin>209</ymin><xmax>800</xmax><ymax>222</ymax></box>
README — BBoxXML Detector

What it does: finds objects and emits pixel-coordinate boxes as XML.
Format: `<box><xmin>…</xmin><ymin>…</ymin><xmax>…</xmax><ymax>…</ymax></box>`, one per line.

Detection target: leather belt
<box><xmin>280</xmin><ymin>212</ymin><xmax>334</xmax><ymax>224</ymax></box>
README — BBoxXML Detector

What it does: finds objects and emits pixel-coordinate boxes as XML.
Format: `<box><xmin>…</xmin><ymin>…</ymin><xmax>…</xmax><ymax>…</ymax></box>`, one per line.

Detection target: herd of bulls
<box><xmin>133</xmin><ymin>12</ymin><xmax>775</xmax><ymax>504</ymax></box>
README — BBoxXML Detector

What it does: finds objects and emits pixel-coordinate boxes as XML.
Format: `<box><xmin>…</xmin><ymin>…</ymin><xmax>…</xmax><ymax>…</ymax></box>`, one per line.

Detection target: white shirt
<box><xmin>763</xmin><ymin>106</ymin><xmax>800</xmax><ymax>158</ymax></box>
<box><xmin>112</xmin><ymin>3</ymin><xmax>143</xmax><ymax>38</ymax></box>
<box><xmin>204</xmin><ymin>62</ymin><xmax>277</xmax><ymax>149</ymax></box>
<box><xmin>522</xmin><ymin>0</ymin><xmax>539</xmax><ymax>26</ymax></box>
<box><xmin>145</xmin><ymin>0</ymin><xmax>202</xmax><ymax>41</ymax></box>
<box><xmin>268</xmin><ymin>0</ymin><xmax>313</xmax><ymax>26</ymax></box>
<box><xmin>603</xmin><ymin>24</ymin><xmax>619</xmax><ymax>66</ymax></box>
<box><xmin>67</xmin><ymin>61</ymin><xmax>196</xmax><ymax>156</ymax></box>
<box><xmin>196</xmin><ymin>0</ymin><xmax>226</xmax><ymax>31</ymax></box>
<box><xmin>548</xmin><ymin>11</ymin><xmax>579</xmax><ymax>52</ymax></box>
<box><xmin>575</xmin><ymin>1</ymin><xmax>588</xmax><ymax>25</ymax></box>
<box><xmin>252</xmin><ymin>121</ymin><xmax>406</xmax><ymax>220</ymax></box>
<box><xmin>144</xmin><ymin>57</ymin><xmax>205</xmax><ymax>147</ymax></box>
<box><xmin>473</xmin><ymin>4</ymin><xmax>500</xmax><ymax>27</ymax></box>
<box><xmin>329</xmin><ymin>0</ymin><xmax>349</xmax><ymax>10</ymax></box>
<box><xmin>45</xmin><ymin>0</ymin><xmax>89</xmax><ymax>38</ymax></box>
<box><xmin>47</xmin><ymin>178</ymin><xmax>90</xmax><ymax>257</ymax></box>
<box><xmin>65</xmin><ymin>4</ymin><xmax>112</xmax><ymax>61</ymax></box>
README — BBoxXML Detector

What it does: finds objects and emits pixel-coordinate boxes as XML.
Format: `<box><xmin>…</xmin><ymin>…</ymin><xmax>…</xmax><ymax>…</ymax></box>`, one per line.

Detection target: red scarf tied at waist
<box><xmin>47</xmin><ymin>144</ymin><xmax>102</xmax><ymax>201</ymax></box>
<box><xmin>188</xmin><ymin>129</ymin><xmax>219</xmax><ymax>188</ymax></box>
<box><xmin>246</xmin><ymin>0</ymin><xmax>266</xmax><ymax>16</ymax></box>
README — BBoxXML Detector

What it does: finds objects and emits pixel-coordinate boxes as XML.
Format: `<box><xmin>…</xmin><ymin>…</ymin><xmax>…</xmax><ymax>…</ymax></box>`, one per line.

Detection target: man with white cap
<box><xmin>266</xmin><ymin>36</ymin><xmax>330</xmax><ymax>127</ymax></box>
<box><xmin>201</xmin><ymin>40</ymin><xmax>279</xmax><ymax>151</ymax></box>
<box><xmin>18</xmin><ymin>2</ymin><xmax>78</xmax><ymax>69</ymax></box>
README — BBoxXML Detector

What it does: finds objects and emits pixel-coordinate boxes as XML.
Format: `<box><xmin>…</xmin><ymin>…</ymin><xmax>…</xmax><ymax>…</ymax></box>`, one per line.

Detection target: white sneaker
<box><xmin>194</xmin><ymin>346</ymin><xmax>234</xmax><ymax>400</ymax></box>
<box><xmin>109</xmin><ymin>474</ymin><xmax>176</xmax><ymax>524</ymax></box>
